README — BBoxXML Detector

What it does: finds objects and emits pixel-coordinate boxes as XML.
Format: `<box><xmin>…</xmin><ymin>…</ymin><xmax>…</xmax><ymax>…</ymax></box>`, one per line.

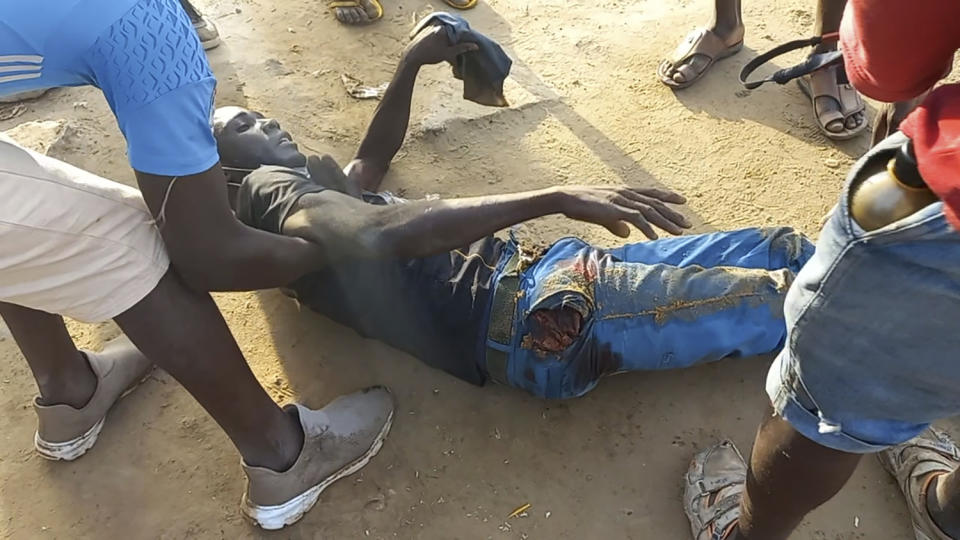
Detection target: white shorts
<box><xmin>0</xmin><ymin>134</ymin><xmax>169</xmax><ymax>322</ymax></box>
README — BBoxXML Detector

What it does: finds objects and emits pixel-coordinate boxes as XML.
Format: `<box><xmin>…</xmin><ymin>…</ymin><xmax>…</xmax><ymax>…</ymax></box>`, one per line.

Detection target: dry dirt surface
<box><xmin>0</xmin><ymin>0</ymin><xmax>956</xmax><ymax>538</ymax></box>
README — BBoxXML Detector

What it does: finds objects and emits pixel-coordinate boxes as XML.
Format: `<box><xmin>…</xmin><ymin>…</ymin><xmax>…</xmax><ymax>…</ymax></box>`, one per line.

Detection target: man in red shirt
<box><xmin>681</xmin><ymin>1</ymin><xmax>960</xmax><ymax>539</ymax></box>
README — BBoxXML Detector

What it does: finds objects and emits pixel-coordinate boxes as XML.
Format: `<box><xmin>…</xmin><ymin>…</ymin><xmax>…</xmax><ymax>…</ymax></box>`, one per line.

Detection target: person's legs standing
<box><xmin>685</xmin><ymin>133</ymin><xmax>960</xmax><ymax>539</ymax></box>
<box><xmin>0</xmin><ymin>135</ymin><xmax>393</xmax><ymax>529</ymax></box>
<box><xmin>729</xmin><ymin>414</ymin><xmax>862</xmax><ymax>539</ymax></box>
<box><xmin>114</xmin><ymin>271</ymin><xmax>303</xmax><ymax>470</ymax></box>
<box><xmin>0</xmin><ymin>304</ymin><xmax>97</xmax><ymax>410</ymax></box>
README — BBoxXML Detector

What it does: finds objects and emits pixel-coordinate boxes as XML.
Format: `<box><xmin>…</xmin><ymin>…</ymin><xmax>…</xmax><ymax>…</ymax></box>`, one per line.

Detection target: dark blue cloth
<box><xmin>411</xmin><ymin>12</ymin><xmax>512</xmax><ymax>107</ymax></box>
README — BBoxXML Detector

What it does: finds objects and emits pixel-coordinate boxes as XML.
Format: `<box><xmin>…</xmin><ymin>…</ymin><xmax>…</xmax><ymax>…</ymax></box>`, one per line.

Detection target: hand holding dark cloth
<box><xmin>410</xmin><ymin>12</ymin><xmax>512</xmax><ymax>107</ymax></box>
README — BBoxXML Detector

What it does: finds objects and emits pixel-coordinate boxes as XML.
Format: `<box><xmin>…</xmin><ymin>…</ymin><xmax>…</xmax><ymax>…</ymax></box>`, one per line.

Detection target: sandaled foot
<box><xmin>797</xmin><ymin>63</ymin><xmax>867</xmax><ymax>141</ymax></box>
<box><xmin>443</xmin><ymin>0</ymin><xmax>478</xmax><ymax>8</ymax></box>
<box><xmin>658</xmin><ymin>27</ymin><xmax>744</xmax><ymax>89</ymax></box>
<box><xmin>329</xmin><ymin>0</ymin><xmax>383</xmax><ymax>25</ymax></box>
<box><xmin>241</xmin><ymin>387</ymin><xmax>395</xmax><ymax>530</ymax></box>
<box><xmin>33</xmin><ymin>335</ymin><xmax>153</xmax><ymax>461</ymax></box>
<box><xmin>684</xmin><ymin>440</ymin><xmax>745</xmax><ymax>540</ymax></box>
<box><xmin>879</xmin><ymin>428</ymin><xmax>959</xmax><ymax>540</ymax></box>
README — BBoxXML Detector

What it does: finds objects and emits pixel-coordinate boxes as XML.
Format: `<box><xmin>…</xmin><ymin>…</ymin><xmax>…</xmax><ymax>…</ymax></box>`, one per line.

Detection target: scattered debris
<box><xmin>72</xmin><ymin>101</ymin><xmax>88</xmax><ymax>109</ymax></box>
<box><xmin>508</xmin><ymin>503</ymin><xmax>531</xmax><ymax>518</ymax></box>
<box><xmin>341</xmin><ymin>73</ymin><xmax>388</xmax><ymax>100</ymax></box>
<box><xmin>424</xmin><ymin>193</ymin><xmax>440</xmax><ymax>200</ymax></box>
<box><xmin>545</xmin><ymin>511</ymin><xmax>551</xmax><ymax>519</ymax></box>
<box><xmin>854</xmin><ymin>516</ymin><xmax>860</xmax><ymax>528</ymax></box>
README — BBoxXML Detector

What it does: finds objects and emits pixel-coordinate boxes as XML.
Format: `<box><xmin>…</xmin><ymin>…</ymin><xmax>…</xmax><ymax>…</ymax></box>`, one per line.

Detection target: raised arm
<box><xmin>343</xmin><ymin>26</ymin><xmax>478</xmax><ymax>192</ymax></box>
<box><xmin>282</xmin><ymin>182</ymin><xmax>690</xmax><ymax>262</ymax></box>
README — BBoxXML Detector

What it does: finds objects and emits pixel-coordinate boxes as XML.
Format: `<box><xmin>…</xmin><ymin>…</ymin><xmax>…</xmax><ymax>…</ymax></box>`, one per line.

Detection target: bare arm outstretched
<box><xmin>343</xmin><ymin>26</ymin><xmax>478</xmax><ymax>192</ymax></box>
<box><xmin>282</xmin><ymin>182</ymin><xmax>691</xmax><ymax>262</ymax></box>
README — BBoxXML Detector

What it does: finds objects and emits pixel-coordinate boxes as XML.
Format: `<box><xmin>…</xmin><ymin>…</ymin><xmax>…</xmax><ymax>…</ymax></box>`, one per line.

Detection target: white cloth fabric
<box><xmin>0</xmin><ymin>134</ymin><xmax>168</xmax><ymax>322</ymax></box>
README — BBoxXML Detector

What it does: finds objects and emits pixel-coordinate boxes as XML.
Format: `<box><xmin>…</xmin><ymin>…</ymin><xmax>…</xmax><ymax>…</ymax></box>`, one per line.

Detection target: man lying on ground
<box><xmin>215</xmin><ymin>27</ymin><xmax>813</xmax><ymax>399</ymax></box>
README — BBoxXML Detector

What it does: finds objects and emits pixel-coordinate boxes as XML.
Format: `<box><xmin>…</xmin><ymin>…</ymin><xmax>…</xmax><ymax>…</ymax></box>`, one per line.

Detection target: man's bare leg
<box><xmin>2</xmin><ymin>273</ymin><xmax>302</xmax><ymax>470</ymax></box>
<box><xmin>113</xmin><ymin>271</ymin><xmax>303</xmax><ymax>471</ymax></box>
<box><xmin>728</xmin><ymin>412</ymin><xmax>862</xmax><ymax>539</ymax></box>
<box><xmin>0</xmin><ymin>303</ymin><xmax>97</xmax><ymax>410</ymax></box>
<box><xmin>927</xmin><ymin>468</ymin><xmax>960</xmax><ymax>536</ymax></box>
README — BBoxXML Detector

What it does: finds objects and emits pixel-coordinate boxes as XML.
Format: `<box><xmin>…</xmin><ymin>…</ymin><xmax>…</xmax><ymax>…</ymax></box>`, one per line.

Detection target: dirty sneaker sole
<box><xmin>33</xmin><ymin>369</ymin><xmax>153</xmax><ymax>461</ymax></box>
<box><xmin>240</xmin><ymin>408</ymin><xmax>395</xmax><ymax>530</ymax></box>
<box><xmin>34</xmin><ymin>417</ymin><xmax>105</xmax><ymax>461</ymax></box>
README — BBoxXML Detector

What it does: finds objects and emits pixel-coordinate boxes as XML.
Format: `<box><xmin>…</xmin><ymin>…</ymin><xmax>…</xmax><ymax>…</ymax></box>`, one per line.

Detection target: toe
<box><xmin>845</xmin><ymin>112</ymin><xmax>864</xmax><ymax>130</ymax></box>
<box><xmin>658</xmin><ymin>60</ymin><xmax>675</xmax><ymax>80</ymax></box>
<box><xmin>824</xmin><ymin>118</ymin><xmax>845</xmax><ymax>133</ymax></box>
<box><xmin>675</xmin><ymin>63</ymin><xmax>702</xmax><ymax>84</ymax></box>
<box><xmin>348</xmin><ymin>7</ymin><xmax>364</xmax><ymax>23</ymax></box>
<box><xmin>361</xmin><ymin>0</ymin><xmax>380</xmax><ymax>19</ymax></box>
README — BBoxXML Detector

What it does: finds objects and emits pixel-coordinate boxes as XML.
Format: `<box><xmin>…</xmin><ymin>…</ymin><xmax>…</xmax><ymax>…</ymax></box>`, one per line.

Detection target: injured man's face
<box><xmin>213</xmin><ymin>106</ymin><xmax>307</xmax><ymax>170</ymax></box>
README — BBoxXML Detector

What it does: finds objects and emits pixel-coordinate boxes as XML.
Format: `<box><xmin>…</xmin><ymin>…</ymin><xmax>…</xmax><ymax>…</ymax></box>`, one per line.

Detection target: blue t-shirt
<box><xmin>0</xmin><ymin>0</ymin><xmax>219</xmax><ymax>176</ymax></box>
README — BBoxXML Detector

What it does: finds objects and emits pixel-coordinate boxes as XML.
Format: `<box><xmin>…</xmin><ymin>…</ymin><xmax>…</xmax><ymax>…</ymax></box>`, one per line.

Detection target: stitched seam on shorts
<box><xmin>0</xmin><ymin>219</ymin><xmax>166</xmax><ymax>267</ymax></box>
<box><xmin>0</xmin><ymin>166</ymin><xmax>153</xmax><ymax>214</ymax></box>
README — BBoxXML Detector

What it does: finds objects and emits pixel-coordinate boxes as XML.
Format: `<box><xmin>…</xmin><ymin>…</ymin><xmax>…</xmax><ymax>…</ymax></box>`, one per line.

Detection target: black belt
<box><xmin>739</xmin><ymin>32</ymin><xmax>843</xmax><ymax>90</ymax></box>
<box><xmin>484</xmin><ymin>249</ymin><xmax>521</xmax><ymax>385</ymax></box>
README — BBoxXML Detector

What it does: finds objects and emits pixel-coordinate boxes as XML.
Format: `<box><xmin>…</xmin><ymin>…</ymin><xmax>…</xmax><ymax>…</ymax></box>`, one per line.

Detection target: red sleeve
<box><xmin>901</xmin><ymin>84</ymin><xmax>960</xmax><ymax>230</ymax></box>
<box><xmin>840</xmin><ymin>0</ymin><xmax>960</xmax><ymax>102</ymax></box>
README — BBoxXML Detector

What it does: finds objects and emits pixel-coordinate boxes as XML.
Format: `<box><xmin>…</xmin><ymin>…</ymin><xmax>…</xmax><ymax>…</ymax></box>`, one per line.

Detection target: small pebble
<box><xmin>824</xmin><ymin>158</ymin><xmax>840</xmax><ymax>168</ymax></box>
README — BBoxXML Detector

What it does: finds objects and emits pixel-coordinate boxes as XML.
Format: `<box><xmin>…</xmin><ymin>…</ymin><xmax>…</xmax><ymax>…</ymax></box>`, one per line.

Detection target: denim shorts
<box><xmin>767</xmin><ymin>132</ymin><xmax>960</xmax><ymax>454</ymax></box>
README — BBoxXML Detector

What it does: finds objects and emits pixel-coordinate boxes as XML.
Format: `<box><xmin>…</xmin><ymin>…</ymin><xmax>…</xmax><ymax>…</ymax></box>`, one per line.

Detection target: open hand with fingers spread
<box><xmin>553</xmin><ymin>186</ymin><xmax>691</xmax><ymax>239</ymax></box>
<box><xmin>403</xmin><ymin>25</ymin><xmax>479</xmax><ymax>67</ymax></box>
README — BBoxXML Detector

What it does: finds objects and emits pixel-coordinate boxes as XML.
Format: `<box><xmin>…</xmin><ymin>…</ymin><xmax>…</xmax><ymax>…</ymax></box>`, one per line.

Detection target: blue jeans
<box><xmin>768</xmin><ymin>132</ymin><xmax>960</xmax><ymax>453</ymax></box>
<box><xmin>486</xmin><ymin>227</ymin><xmax>813</xmax><ymax>399</ymax></box>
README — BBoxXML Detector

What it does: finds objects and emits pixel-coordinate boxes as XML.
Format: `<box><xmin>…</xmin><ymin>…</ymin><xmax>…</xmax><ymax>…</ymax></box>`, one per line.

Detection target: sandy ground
<box><xmin>1</xmin><ymin>0</ymin><xmax>955</xmax><ymax>537</ymax></box>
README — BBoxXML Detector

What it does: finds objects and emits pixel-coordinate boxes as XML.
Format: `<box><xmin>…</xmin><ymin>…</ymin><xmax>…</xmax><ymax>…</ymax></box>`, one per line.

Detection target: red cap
<box><xmin>901</xmin><ymin>83</ymin><xmax>960</xmax><ymax>230</ymax></box>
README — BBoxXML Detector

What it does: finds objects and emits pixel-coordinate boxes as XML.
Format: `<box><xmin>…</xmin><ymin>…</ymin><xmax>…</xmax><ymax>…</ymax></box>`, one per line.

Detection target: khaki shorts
<box><xmin>0</xmin><ymin>135</ymin><xmax>168</xmax><ymax>322</ymax></box>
